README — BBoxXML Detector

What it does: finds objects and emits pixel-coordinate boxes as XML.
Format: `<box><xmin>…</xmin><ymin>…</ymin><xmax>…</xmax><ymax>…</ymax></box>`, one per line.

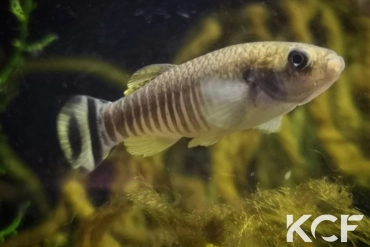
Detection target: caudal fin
<box><xmin>57</xmin><ymin>95</ymin><xmax>113</xmax><ymax>172</ymax></box>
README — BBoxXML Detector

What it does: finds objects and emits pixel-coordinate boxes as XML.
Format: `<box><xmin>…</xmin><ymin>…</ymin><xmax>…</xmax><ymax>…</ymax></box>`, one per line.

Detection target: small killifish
<box><xmin>57</xmin><ymin>42</ymin><xmax>345</xmax><ymax>172</ymax></box>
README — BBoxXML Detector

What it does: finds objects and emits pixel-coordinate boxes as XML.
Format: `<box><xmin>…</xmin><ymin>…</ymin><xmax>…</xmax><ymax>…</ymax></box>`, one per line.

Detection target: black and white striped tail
<box><xmin>57</xmin><ymin>95</ymin><xmax>114</xmax><ymax>172</ymax></box>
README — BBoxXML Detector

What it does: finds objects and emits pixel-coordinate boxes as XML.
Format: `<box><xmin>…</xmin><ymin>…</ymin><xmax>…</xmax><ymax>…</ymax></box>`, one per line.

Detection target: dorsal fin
<box><xmin>124</xmin><ymin>64</ymin><xmax>175</xmax><ymax>96</ymax></box>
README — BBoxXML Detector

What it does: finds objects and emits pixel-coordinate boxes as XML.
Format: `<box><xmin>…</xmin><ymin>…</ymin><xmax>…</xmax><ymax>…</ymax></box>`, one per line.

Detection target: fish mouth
<box><xmin>296</xmin><ymin>54</ymin><xmax>345</xmax><ymax>106</ymax></box>
<box><xmin>326</xmin><ymin>53</ymin><xmax>345</xmax><ymax>73</ymax></box>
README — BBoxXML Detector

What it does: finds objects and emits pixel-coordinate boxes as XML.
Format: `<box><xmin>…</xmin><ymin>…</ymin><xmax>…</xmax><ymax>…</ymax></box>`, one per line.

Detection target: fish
<box><xmin>56</xmin><ymin>41</ymin><xmax>345</xmax><ymax>172</ymax></box>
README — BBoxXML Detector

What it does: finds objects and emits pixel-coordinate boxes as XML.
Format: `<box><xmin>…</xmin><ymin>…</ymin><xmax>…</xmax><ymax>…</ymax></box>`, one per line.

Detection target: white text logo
<box><xmin>286</xmin><ymin>214</ymin><xmax>363</xmax><ymax>242</ymax></box>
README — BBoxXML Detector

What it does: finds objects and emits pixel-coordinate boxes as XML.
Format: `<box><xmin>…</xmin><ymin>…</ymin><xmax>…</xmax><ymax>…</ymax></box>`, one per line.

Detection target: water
<box><xmin>1</xmin><ymin>0</ymin><xmax>370</xmax><ymax>246</ymax></box>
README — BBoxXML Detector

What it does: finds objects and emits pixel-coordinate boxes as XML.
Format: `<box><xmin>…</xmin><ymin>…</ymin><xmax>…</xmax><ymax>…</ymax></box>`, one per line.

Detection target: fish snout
<box><xmin>325</xmin><ymin>53</ymin><xmax>345</xmax><ymax>73</ymax></box>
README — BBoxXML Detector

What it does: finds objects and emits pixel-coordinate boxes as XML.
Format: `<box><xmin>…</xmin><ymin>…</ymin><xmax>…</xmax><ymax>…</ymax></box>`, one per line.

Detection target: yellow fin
<box><xmin>123</xmin><ymin>135</ymin><xmax>180</xmax><ymax>156</ymax></box>
<box><xmin>188</xmin><ymin>134</ymin><xmax>224</xmax><ymax>148</ymax></box>
<box><xmin>124</xmin><ymin>64</ymin><xmax>175</xmax><ymax>96</ymax></box>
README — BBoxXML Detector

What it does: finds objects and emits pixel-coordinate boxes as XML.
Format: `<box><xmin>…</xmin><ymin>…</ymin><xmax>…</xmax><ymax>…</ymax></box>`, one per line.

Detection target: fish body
<box><xmin>57</xmin><ymin>42</ymin><xmax>345</xmax><ymax>172</ymax></box>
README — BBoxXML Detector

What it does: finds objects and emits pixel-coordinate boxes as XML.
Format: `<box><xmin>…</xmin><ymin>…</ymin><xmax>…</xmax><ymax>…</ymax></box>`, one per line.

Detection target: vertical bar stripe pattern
<box><xmin>87</xmin><ymin>98</ymin><xmax>102</xmax><ymax>165</ymax></box>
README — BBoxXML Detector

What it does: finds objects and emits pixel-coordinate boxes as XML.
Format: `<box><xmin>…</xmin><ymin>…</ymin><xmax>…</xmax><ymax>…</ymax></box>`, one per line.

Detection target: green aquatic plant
<box><xmin>0</xmin><ymin>0</ymin><xmax>129</xmax><ymax>223</ymax></box>
<box><xmin>0</xmin><ymin>201</ymin><xmax>30</xmax><ymax>242</ymax></box>
<box><xmin>2</xmin><ymin>0</ymin><xmax>129</xmax><ymax>92</ymax></box>
<box><xmin>0</xmin><ymin>0</ymin><xmax>58</xmax><ymax>111</ymax></box>
<box><xmin>0</xmin><ymin>0</ymin><xmax>57</xmax><ymax>221</ymax></box>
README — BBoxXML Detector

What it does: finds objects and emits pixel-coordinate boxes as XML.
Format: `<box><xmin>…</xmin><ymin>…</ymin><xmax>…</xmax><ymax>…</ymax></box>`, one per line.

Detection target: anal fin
<box><xmin>123</xmin><ymin>136</ymin><xmax>180</xmax><ymax>157</ymax></box>
<box><xmin>188</xmin><ymin>135</ymin><xmax>224</xmax><ymax>148</ymax></box>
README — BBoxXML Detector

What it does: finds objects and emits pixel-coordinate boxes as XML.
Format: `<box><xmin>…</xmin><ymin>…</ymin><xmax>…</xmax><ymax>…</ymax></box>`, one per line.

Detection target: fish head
<box><xmin>243</xmin><ymin>42</ymin><xmax>345</xmax><ymax>105</ymax></box>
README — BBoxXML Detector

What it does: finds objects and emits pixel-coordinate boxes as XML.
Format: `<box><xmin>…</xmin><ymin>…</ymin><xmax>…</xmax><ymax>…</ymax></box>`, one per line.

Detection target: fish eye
<box><xmin>288</xmin><ymin>49</ymin><xmax>309</xmax><ymax>70</ymax></box>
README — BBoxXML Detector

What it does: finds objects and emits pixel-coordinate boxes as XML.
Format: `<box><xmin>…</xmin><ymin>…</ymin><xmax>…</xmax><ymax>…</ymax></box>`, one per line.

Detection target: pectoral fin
<box><xmin>123</xmin><ymin>136</ymin><xmax>180</xmax><ymax>156</ymax></box>
<box><xmin>188</xmin><ymin>134</ymin><xmax>224</xmax><ymax>148</ymax></box>
<box><xmin>199</xmin><ymin>78</ymin><xmax>249</xmax><ymax>129</ymax></box>
<box><xmin>255</xmin><ymin>116</ymin><xmax>282</xmax><ymax>133</ymax></box>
